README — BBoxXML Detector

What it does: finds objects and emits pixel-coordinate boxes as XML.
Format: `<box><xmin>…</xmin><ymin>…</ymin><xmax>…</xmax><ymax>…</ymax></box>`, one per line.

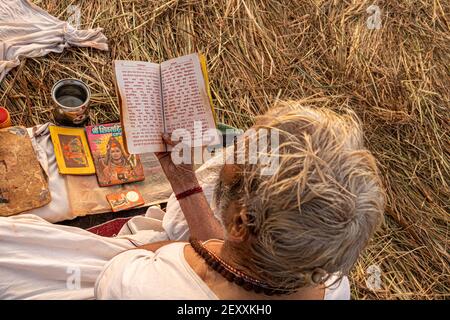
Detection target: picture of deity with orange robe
<box><xmin>97</xmin><ymin>136</ymin><xmax>144</xmax><ymax>186</ymax></box>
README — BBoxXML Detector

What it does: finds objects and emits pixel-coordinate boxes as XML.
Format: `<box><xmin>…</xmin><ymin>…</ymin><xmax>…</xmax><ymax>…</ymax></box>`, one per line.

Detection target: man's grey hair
<box><xmin>214</xmin><ymin>101</ymin><xmax>385</xmax><ymax>289</ymax></box>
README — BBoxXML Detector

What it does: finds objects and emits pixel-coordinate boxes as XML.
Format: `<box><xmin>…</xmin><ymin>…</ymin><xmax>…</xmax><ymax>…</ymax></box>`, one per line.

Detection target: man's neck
<box><xmin>200</xmin><ymin>240</ymin><xmax>325</xmax><ymax>300</ymax></box>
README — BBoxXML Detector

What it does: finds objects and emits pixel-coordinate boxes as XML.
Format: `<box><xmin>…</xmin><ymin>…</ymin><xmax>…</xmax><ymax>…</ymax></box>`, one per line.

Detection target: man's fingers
<box><xmin>162</xmin><ymin>132</ymin><xmax>181</xmax><ymax>146</ymax></box>
<box><xmin>155</xmin><ymin>133</ymin><xmax>178</xmax><ymax>161</ymax></box>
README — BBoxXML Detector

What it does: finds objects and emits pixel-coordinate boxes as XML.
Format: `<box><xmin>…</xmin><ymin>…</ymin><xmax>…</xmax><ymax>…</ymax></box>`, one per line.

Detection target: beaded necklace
<box><xmin>189</xmin><ymin>237</ymin><xmax>296</xmax><ymax>296</ymax></box>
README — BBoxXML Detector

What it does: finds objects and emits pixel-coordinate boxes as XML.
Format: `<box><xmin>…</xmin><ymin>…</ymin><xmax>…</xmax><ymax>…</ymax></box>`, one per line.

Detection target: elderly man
<box><xmin>0</xmin><ymin>102</ymin><xmax>384</xmax><ymax>299</ymax></box>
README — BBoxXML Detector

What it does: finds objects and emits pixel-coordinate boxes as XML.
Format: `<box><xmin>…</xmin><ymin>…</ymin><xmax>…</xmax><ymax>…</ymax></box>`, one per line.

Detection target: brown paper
<box><xmin>0</xmin><ymin>126</ymin><xmax>51</xmax><ymax>216</ymax></box>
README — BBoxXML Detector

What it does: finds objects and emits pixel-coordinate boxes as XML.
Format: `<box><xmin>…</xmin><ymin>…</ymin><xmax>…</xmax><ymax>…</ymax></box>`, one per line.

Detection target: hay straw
<box><xmin>1</xmin><ymin>0</ymin><xmax>448</xmax><ymax>299</ymax></box>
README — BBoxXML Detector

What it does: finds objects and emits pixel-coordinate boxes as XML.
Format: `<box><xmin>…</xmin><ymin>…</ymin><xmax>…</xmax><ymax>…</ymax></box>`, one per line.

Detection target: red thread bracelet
<box><xmin>176</xmin><ymin>186</ymin><xmax>203</xmax><ymax>200</ymax></box>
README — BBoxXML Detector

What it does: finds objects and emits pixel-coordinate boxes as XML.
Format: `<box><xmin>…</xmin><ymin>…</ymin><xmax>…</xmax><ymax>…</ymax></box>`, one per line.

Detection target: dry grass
<box><xmin>1</xmin><ymin>0</ymin><xmax>449</xmax><ymax>299</ymax></box>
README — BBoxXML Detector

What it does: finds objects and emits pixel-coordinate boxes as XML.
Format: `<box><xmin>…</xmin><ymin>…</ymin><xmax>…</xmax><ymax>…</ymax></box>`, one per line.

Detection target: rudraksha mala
<box><xmin>189</xmin><ymin>237</ymin><xmax>297</xmax><ymax>296</ymax></box>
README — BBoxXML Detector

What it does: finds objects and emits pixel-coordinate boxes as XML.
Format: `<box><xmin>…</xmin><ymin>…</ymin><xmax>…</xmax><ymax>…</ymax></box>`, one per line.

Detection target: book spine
<box><xmin>159</xmin><ymin>64</ymin><xmax>168</xmax><ymax>152</ymax></box>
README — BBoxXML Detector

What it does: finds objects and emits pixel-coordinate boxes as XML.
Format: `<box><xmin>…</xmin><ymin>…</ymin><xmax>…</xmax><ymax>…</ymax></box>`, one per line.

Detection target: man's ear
<box><xmin>226</xmin><ymin>206</ymin><xmax>250</xmax><ymax>243</ymax></box>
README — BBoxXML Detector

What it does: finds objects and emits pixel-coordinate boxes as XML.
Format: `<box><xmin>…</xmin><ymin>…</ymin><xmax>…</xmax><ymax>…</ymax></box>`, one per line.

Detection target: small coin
<box><xmin>126</xmin><ymin>191</ymin><xmax>139</xmax><ymax>202</ymax></box>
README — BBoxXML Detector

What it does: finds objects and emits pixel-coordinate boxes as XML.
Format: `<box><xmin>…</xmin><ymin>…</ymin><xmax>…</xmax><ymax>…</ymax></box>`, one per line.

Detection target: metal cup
<box><xmin>51</xmin><ymin>79</ymin><xmax>91</xmax><ymax>126</ymax></box>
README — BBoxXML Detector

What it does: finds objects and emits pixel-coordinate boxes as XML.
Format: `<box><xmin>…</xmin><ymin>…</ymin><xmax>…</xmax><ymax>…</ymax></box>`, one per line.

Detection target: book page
<box><xmin>161</xmin><ymin>54</ymin><xmax>217</xmax><ymax>147</ymax></box>
<box><xmin>114</xmin><ymin>60</ymin><xmax>165</xmax><ymax>154</ymax></box>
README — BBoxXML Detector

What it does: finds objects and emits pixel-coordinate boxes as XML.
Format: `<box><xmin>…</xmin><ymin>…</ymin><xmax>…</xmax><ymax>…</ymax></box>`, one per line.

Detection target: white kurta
<box><xmin>0</xmin><ymin>214</ymin><xmax>134</xmax><ymax>299</ymax></box>
<box><xmin>94</xmin><ymin>243</ymin><xmax>349</xmax><ymax>300</ymax></box>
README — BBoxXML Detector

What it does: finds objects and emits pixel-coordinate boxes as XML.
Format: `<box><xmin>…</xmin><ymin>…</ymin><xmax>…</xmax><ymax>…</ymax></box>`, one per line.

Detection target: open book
<box><xmin>114</xmin><ymin>53</ymin><xmax>218</xmax><ymax>154</ymax></box>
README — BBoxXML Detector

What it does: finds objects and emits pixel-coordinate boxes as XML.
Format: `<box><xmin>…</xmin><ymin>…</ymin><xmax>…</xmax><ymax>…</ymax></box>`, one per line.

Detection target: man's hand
<box><xmin>155</xmin><ymin>133</ymin><xmax>200</xmax><ymax>195</ymax></box>
<box><xmin>155</xmin><ymin>132</ymin><xmax>224</xmax><ymax>240</ymax></box>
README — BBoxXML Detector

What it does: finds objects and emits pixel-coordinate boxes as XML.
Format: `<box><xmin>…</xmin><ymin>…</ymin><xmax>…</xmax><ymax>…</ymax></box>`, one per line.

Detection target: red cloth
<box><xmin>87</xmin><ymin>217</ymin><xmax>132</xmax><ymax>237</ymax></box>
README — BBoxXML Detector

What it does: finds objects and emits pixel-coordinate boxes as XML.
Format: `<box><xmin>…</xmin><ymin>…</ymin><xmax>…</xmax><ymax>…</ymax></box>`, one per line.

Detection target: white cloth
<box><xmin>0</xmin><ymin>0</ymin><xmax>108</xmax><ymax>82</ymax></box>
<box><xmin>95</xmin><ymin>244</ymin><xmax>218</xmax><ymax>300</ymax></box>
<box><xmin>25</xmin><ymin>123</ymin><xmax>72</xmax><ymax>222</ymax></box>
<box><xmin>95</xmin><ymin>242</ymin><xmax>350</xmax><ymax>300</ymax></box>
<box><xmin>116</xmin><ymin>206</ymin><xmax>169</xmax><ymax>244</ymax></box>
<box><xmin>0</xmin><ymin>214</ymin><xmax>133</xmax><ymax>299</ymax></box>
<box><xmin>0</xmin><ymin>212</ymin><xmax>171</xmax><ymax>299</ymax></box>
